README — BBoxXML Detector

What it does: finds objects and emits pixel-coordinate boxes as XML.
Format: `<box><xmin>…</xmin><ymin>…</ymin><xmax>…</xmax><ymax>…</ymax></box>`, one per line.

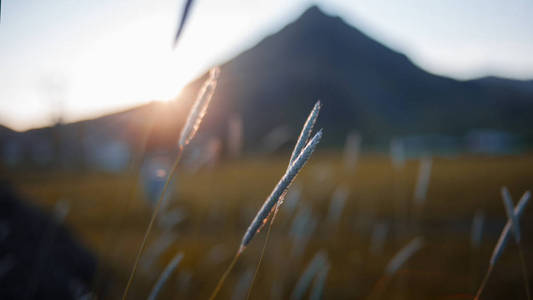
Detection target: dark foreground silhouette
<box><xmin>0</xmin><ymin>183</ymin><xmax>96</xmax><ymax>299</ymax></box>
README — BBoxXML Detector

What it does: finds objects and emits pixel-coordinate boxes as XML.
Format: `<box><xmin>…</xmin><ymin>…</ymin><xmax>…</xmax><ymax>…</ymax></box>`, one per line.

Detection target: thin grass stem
<box><xmin>366</xmin><ymin>275</ymin><xmax>390</xmax><ymax>300</ymax></box>
<box><xmin>246</xmin><ymin>217</ymin><xmax>274</xmax><ymax>300</ymax></box>
<box><xmin>121</xmin><ymin>147</ymin><xmax>184</xmax><ymax>300</ymax></box>
<box><xmin>474</xmin><ymin>265</ymin><xmax>493</xmax><ymax>300</ymax></box>
<box><xmin>148</xmin><ymin>252</ymin><xmax>184</xmax><ymax>300</ymax></box>
<box><xmin>208</xmin><ymin>252</ymin><xmax>241</xmax><ymax>300</ymax></box>
<box><xmin>91</xmin><ymin>107</ymin><xmax>157</xmax><ymax>295</ymax></box>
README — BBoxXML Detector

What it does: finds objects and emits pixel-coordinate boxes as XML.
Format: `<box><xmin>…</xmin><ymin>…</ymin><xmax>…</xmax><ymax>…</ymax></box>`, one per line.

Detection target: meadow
<box><xmin>10</xmin><ymin>153</ymin><xmax>533</xmax><ymax>299</ymax></box>
<box><xmin>3</xmin><ymin>3</ymin><xmax>533</xmax><ymax>299</ymax></box>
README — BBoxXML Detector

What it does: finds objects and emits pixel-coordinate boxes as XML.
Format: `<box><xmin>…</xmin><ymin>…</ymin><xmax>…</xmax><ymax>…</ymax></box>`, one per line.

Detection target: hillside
<box><xmin>155</xmin><ymin>5</ymin><xmax>533</xmax><ymax>148</ymax></box>
<box><xmin>3</xmin><ymin>5</ymin><xmax>533</xmax><ymax>164</ymax></box>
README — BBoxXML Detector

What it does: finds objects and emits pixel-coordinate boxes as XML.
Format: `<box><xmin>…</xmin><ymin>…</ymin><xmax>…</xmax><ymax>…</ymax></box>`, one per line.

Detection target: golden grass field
<box><xmin>9</xmin><ymin>153</ymin><xmax>533</xmax><ymax>299</ymax></box>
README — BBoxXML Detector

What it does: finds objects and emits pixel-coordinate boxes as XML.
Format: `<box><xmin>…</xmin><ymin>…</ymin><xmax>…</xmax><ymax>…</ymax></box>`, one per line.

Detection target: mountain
<box><xmin>182</xmin><ymin>5</ymin><xmax>533</xmax><ymax>147</ymax></box>
<box><xmin>4</xmin><ymin>5</ymin><xmax>533</xmax><ymax>166</ymax></box>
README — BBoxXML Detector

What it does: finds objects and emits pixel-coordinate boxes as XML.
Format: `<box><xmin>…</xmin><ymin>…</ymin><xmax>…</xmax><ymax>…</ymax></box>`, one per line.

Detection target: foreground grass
<box><xmin>9</xmin><ymin>153</ymin><xmax>533</xmax><ymax>299</ymax></box>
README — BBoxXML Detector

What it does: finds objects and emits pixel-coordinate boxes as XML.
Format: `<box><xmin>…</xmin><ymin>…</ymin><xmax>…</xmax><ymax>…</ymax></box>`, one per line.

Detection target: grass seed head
<box><xmin>289</xmin><ymin>101</ymin><xmax>321</xmax><ymax>165</ymax></box>
<box><xmin>178</xmin><ymin>67</ymin><xmax>220</xmax><ymax>148</ymax></box>
<box><xmin>240</xmin><ymin>129</ymin><xmax>323</xmax><ymax>251</ymax></box>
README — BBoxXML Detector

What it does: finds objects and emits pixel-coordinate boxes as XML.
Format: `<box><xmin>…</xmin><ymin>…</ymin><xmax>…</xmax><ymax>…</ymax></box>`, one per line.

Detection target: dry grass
<box><xmin>9</xmin><ymin>153</ymin><xmax>533</xmax><ymax>299</ymax></box>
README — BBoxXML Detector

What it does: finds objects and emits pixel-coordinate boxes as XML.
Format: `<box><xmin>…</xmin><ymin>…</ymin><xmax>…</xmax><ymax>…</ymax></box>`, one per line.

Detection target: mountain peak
<box><xmin>298</xmin><ymin>5</ymin><xmax>335</xmax><ymax>23</ymax></box>
<box><xmin>301</xmin><ymin>5</ymin><xmax>326</xmax><ymax>17</ymax></box>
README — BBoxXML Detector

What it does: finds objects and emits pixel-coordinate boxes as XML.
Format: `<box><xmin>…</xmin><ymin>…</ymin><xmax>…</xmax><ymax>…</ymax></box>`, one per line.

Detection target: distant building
<box><xmin>395</xmin><ymin>134</ymin><xmax>462</xmax><ymax>158</ymax></box>
<box><xmin>466</xmin><ymin>129</ymin><xmax>517</xmax><ymax>155</ymax></box>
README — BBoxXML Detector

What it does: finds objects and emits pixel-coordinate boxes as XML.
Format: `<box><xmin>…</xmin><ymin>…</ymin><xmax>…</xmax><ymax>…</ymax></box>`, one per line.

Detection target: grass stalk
<box><xmin>147</xmin><ymin>252</ymin><xmax>184</xmax><ymax>300</ymax></box>
<box><xmin>475</xmin><ymin>190</ymin><xmax>530</xmax><ymax>299</ymax></box>
<box><xmin>246</xmin><ymin>216</ymin><xmax>274</xmax><ymax>300</ymax></box>
<box><xmin>209</xmin><ymin>102</ymin><xmax>322</xmax><ymax>299</ymax></box>
<box><xmin>502</xmin><ymin>187</ymin><xmax>530</xmax><ymax>300</ymax></box>
<box><xmin>474</xmin><ymin>265</ymin><xmax>493</xmax><ymax>300</ymax></box>
<box><xmin>208</xmin><ymin>251</ymin><xmax>241</xmax><ymax>300</ymax></box>
<box><xmin>367</xmin><ymin>237</ymin><xmax>423</xmax><ymax>300</ymax></box>
<box><xmin>91</xmin><ymin>106</ymin><xmax>157</xmax><ymax>294</ymax></box>
<box><xmin>122</xmin><ymin>67</ymin><xmax>218</xmax><ymax>300</ymax></box>
<box><xmin>366</xmin><ymin>274</ymin><xmax>391</xmax><ymax>300</ymax></box>
<box><xmin>121</xmin><ymin>147</ymin><xmax>184</xmax><ymax>300</ymax></box>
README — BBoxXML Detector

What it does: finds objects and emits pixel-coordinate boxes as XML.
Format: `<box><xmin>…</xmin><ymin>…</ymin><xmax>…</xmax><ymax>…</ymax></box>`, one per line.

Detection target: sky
<box><xmin>1</xmin><ymin>0</ymin><xmax>533</xmax><ymax>131</ymax></box>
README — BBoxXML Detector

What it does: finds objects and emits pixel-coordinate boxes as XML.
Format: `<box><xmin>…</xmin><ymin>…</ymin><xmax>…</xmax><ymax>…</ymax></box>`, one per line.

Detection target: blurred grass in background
<box><xmin>10</xmin><ymin>153</ymin><xmax>533</xmax><ymax>300</ymax></box>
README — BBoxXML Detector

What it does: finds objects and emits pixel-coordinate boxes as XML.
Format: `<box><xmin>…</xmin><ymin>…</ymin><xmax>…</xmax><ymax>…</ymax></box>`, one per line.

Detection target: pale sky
<box><xmin>1</xmin><ymin>0</ymin><xmax>533</xmax><ymax>131</ymax></box>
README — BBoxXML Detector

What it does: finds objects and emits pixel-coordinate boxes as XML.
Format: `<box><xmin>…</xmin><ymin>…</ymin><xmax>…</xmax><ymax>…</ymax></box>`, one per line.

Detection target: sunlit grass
<box><xmin>10</xmin><ymin>153</ymin><xmax>533</xmax><ymax>299</ymax></box>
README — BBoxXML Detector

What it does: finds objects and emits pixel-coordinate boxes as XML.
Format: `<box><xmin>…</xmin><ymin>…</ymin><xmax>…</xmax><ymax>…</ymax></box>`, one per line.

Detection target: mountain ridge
<box><xmin>3</xmin><ymin>5</ymin><xmax>533</xmax><ymax>162</ymax></box>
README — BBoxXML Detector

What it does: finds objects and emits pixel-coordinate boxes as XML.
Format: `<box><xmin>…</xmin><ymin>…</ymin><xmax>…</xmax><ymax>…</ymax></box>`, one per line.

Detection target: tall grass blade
<box><xmin>368</xmin><ymin>237</ymin><xmax>423</xmax><ymax>300</ymax></box>
<box><xmin>326</xmin><ymin>186</ymin><xmax>349</xmax><ymax>226</ymax></box>
<box><xmin>385</xmin><ymin>237</ymin><xmax>423</xmax><ymax>275</ymax></box>
<box><xmin>309</xmin><ymin>264</ymin><xmax>329</xmax><ymax>300</ymax></box>
<box><xmin>147</xmin><ymin>252</ymin><xmax>184</xmax><ymax>300</ymax></box>
<box><xmin>489</xmin><ymin>191</ymin><xmax>529</xmax><ymax>266</ymax></box>
<box><xmin>290</xmin><ymin>251</ymin><xmax>328</xmax><ymax>300</ymax></box>
<box><xmin>414</xmin><ymin>157</ymin><xmax>432</xmax><ymax>206</ymax></box>
<box><xmin>475</xmin><ymin>190</ymin><xmax>530</xmax><ymax>300</ymax></box>
<box><xmin>141</xmin><ymin>232</ymin><xmax>178</xmax><ymax>272</ymax></box>
<box><xmin>369</xmin><ymin>222</ymin><xmax>389</xmax><ymax>255</ymax></box>
<box><xmin>289</xmin><ymin>205</ymin><xmax>317</xmax><ymax>258</ymax></box>
<box><xmin>471</xmin><ymin>210</ymin><xmax>484</xmax><ymax>249</ymax></box>
<box><xmin>252</xmin><ymin>102</ymin><xmax>321</xmax><ymax>298</ymax></box>
<box><xmin>91</xmin><ymin>105</ymin><xmax>158</xmax><ymax>295</ymax></box>
<box><xmin>501</xmin><ymin>187</ymin><xmax>530</xmax><ymax>300</ymax></box>
<box><xmin>122</xmin><ymin>68</ymin><xmax>219</xmax><ymax>300</ymax></box>
<box><xmin>173</xmin><ymin>0</ymin><xmax>194</xmax><ymax>47</ymax></box>
<box><xmin>501</xmin><ymin>187</ymin><xmax>521</xmax><ymax>242</ymax></box>
<box><xmin>390</xmin><ymin>138</ymin><xmax>405</xmax><ymax>169</ymax></box>
<box><xmin>210</xmin><ymin>103</ymin><xmax>323</xmax><ymax>300</ymax></box>
<box><xmin>228</xmin><ymin>114</ymin><xmax>243</xmax><ymax>158</ymax></box>
<box><xmin>343</xmin><ymin>131</ymin><xmax>361</xmax><ymax>171</ymax></box>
